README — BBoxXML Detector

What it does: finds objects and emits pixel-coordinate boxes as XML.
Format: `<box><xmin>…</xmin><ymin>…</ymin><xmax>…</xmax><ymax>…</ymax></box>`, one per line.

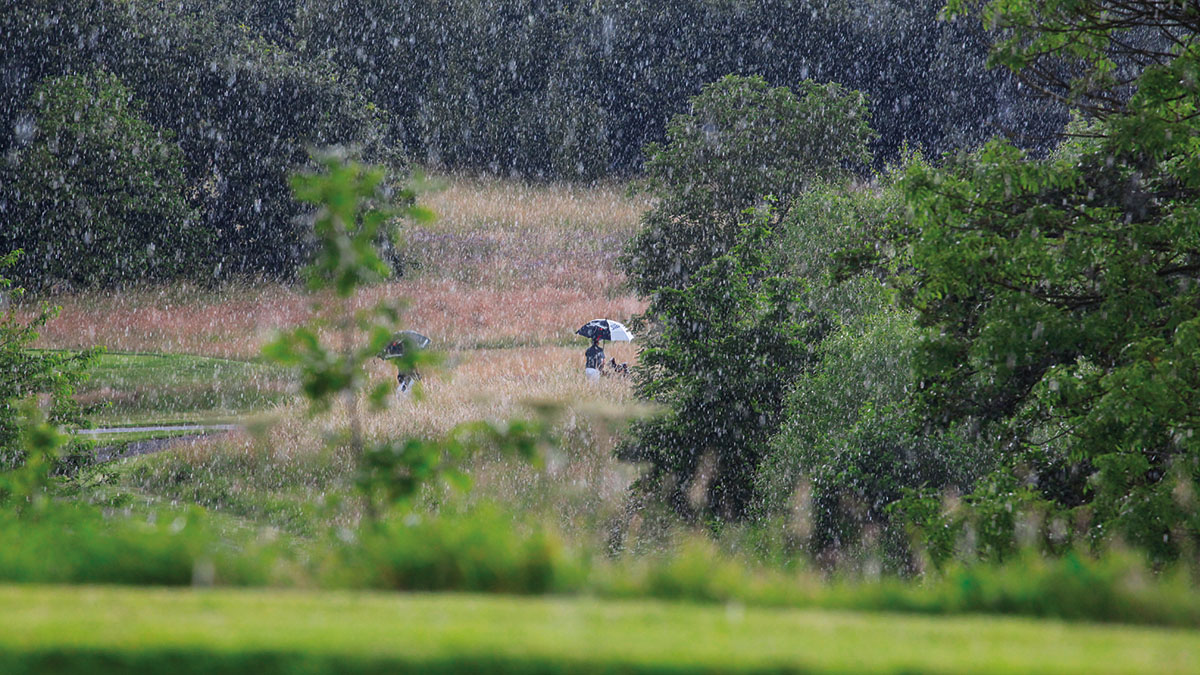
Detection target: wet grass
<box><xmin>105</xmin><ymin>436</ymin><xmax>340</xmax><ymax>539</ymax></box>
<box><xmin>10</xmin><ymin>172</ymin><xmax>1200</xmax><ymax>663</ymax></box>
<box><xmin>95</xmin><ymin>342</ymin><xmax>643</xmax><ymax>543</ymax></box>
<box><xmin>77</xmin><ymin>352</ymin><xmax>294</xmax><ymax>426</ymax></box>
<box><xmin>1</xmin><ymin>584</ymin><xmax>1198</xmax><ymax>674</ymax></box>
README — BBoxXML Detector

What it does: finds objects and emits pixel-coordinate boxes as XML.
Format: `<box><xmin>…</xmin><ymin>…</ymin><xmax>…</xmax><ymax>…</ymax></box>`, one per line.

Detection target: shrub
<box><xmin>0</xmin><ymin>252</ymin><xmax>96</xmax><ymax>470</ymax></box>
<box><xmin>762</xmin><ymin>309</ymin><xmax>992</xmax><ymax>569</ymax></box>
<box><xmin>2</xmin><ymin>71</ymin><xmax>204</xmax><ymax>288</ymax></box>
<box><xmin>326</xmin><ymin>506</ymin><xmax>583</xmax><ymax>594</ymax></box>
<box><xmin>0</xmin><ymin>501</ymin><xmax>275</xmax><ymax>586</ymax></box>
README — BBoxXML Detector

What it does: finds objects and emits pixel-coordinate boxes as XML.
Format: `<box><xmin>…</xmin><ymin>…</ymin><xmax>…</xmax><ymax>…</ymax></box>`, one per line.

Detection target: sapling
<box><xmin>265</xmin><ymin>153</ymin><xmax>550</xmax><ymax>522</ymax></box>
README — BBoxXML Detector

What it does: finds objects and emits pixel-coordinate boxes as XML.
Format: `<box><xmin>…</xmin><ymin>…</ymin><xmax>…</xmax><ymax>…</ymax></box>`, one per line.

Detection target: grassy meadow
<box><xmin>77</xmin><ymin>352</ymin><xmax>292</xmax><ymax>425</ymax></box>
<box><xmin>27</xmin><ymin>173</ymin><xmax>649</xmax><ymax>542</ymax></box>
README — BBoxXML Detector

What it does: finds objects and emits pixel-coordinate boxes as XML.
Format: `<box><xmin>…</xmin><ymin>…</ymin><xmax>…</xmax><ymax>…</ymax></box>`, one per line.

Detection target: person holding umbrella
<box><xmin>379</xmin><ymin>330</ymin><xmax>431</xmax><ymax>396</ymax></box>
<box><xmin>577</xmin><ymin>318</ymin><xmax>633</xmax><ymax>380</ymax></box>
<box><xmin>584</xmin><ymin>335</ymin><xmax>605</xmax><ymax>380</ymax></box>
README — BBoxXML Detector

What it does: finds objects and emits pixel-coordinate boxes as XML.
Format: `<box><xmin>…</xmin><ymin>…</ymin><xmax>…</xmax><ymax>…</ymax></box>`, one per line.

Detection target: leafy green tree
<box><xmin>618</xmin><ymin>78</ymin><xmax>878</xmax><ymax>527</ymax></box>
<box><xmin>618</xmin><ymin>218</ymin><xmax>813</xmax><ymax>523</ymax></box>
<box><xmin>622</xmin><ymin>75</ymin><xmax>875</xmax><ymax>294</ymax></box>
<box><xmin>948</xmin><ymin>0</ymin><xmax>1197</xmax><ymax>119</ymax></box>
<box><xmin>3</xmin><ymin>71</ymin><xmax>203</xmax><ymax>288</ymax></box>
<box><xmin>899</xmin><ymin>1</ymin><xmax>1200</xmax><ymax>562</ymax></box>
<box><xmin>734</xmin><ymin>180</ymin><xmax>991</xmax><ymax>568</ymax></box>
<box><xmin>0</xmin><ymin>0</ymin><xmax>394</xmax><ymax>282</ymax></box>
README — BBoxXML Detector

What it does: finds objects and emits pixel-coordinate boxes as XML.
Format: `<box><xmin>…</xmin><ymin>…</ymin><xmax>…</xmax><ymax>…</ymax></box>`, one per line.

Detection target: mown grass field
<box><xmin>78</xmin><ymin>352</ymin><xmax>293</xmax><ymax>426</ymax></box>
<box><xmin>2</xmin><ymin>584</ymin><xmax>1198</xmax><ymax>674</ymax></box>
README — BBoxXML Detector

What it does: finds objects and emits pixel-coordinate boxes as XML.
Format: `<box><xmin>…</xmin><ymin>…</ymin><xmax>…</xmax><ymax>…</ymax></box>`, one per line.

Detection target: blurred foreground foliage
<box><xmin>0</xmin><ymin>252</ymin><xmax>97</xmax><ymax>472</ymax></box>
<box><xmin>3</xmin><ymin>388</ymin><xmax>1199</xmax><ymax>629</ymax></box>
<box><xmin>5</xmin><ymin>475</ymin><xmax>1200</xmax><ymax>629</ymax></box>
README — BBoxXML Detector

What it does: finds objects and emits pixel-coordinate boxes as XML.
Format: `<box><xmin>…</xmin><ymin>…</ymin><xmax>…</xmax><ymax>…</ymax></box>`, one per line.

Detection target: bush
<box><xmin>762</xmin><ymin>309</ymin><xmax>992</xmax><ymax>568</ymax></box>
<box><xmin>0</xmin><ymin>501</ymin><xmax>275</xmax><ymax>586</ymax></box>
<box><xmin>2</xmin><ymin>71</ymin><xmax>203</xmax><ymax>288</ymax></box>
<box><xmin>0</xmin><ymin>252</ymin><xmax>96</xmax><ymax>468</ymax></box>
<box><xmin>850</xmin><ymin>550</ymin><xmax>1200</xmax><ymax>627</ymax></box>
<box><xmin>325</xmin><ymin>507</ymin><xmax>583</xmax><ymax>594</ymax></box>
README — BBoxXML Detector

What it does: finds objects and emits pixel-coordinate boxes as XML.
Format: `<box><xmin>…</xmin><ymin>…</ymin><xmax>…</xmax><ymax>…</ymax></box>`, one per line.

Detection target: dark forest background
<box><xmin>0</xmin><ymin>0</ymin><xmax>1062</xmax><ymax>284</ymax></box>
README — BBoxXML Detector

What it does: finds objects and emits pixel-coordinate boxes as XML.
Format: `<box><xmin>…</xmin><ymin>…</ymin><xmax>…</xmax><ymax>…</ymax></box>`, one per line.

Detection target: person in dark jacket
<box><xmin>584</xmin><ymin>336</ymin><xmax>605</xmax><ymax>380</ymax></box>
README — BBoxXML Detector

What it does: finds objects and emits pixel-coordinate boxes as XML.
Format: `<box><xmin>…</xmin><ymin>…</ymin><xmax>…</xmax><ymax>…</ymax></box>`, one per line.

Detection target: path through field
<box><xmin>81</xmin><ymin>425</ymin><xmax>238</xmax><ymax>461</ymax></box>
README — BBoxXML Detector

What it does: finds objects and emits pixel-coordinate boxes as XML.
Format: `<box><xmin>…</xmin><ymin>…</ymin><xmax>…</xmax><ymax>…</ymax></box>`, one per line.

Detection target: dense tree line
<box><xmin>619</xmin><ymin>0</ymin><xmax>1200</xmax><ymax>569</ymax></box>
<box><xmin>1</xmin><ymin>0</ymin><xmax>1064</xmax><ymax>287</ymax></box>
<box><xmin>298</xmin><ymin>0</ymin><xmax>1064</xmax><ymax>176</ymax></box>
<box><xmin>0</xmin><ymin>0</ymin><xmax>390</xmax><ymax>287</ymax></box>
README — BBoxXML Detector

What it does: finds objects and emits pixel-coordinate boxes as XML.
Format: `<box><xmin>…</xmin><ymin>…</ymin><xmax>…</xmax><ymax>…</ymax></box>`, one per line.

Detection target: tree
<box><xmin>622</xmin><ymin>75</ymin><xmax>875</xmax><ymax>294</ymax></box>
<box><xmin>0</xmin><ymin>0</ymin><xmax>395</xmax><ymax>283</ymax></box>
<box><xmin>617</xmin><ymin>218</ymin><xmax>813</xmax><ymax>523</ymax></box>
<box><xmin>898</xmin><ymin>0</ymin><xmax>1200</xmax><ymax>561</ymax></box>
<box><xmin>618</xmin><ymin>76</ymin><xmax>878</xmax><ymax>526</ymax></box>
<box><xmin>748</xmin><ymin>181</ymin><xmax>992</xmax><ymax>567</ymax></box>
<box><xmin>289</xmin><ymin>0</ymin><xmax>1061</xmax><ymax>180</ymax></box>
<box><xmin>2</xmin><ymin>71</ymin><xmax>203</xmax><ymax>288</ymax></box>
<box><xmin>949</xmin><ymin>0</ymin><xmax>1199</xmax><ymax>119</ymax></box>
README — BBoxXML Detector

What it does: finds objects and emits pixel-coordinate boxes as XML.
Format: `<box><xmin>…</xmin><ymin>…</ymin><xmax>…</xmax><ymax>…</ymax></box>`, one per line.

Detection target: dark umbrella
<box><xmin>380</xmin><ymin>330</ymin><xmax>432</xmax><ymax>360</ymax></box>
<box><xmin>576</xmin><ymin>319</ymin><xmax>633</xmax><ymax>342</ymax></box>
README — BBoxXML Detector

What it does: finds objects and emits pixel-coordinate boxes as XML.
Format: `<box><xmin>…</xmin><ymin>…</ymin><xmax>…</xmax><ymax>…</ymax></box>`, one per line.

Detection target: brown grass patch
<box><xmin>406</xmin><ymin>174</ymin><xmax>653</xmax><ymax>292</ymax></box>
<box><xmin>27</xmin><ymin>175</ymin><xmax>649</xmax><ymax>358</ymax></box>
<box><xmin>224</xmin><ymin>343</ymin><xmax>647</xmax><ymax>539</ymax></box>
<box><xmin>419</xmin><ymin>174</ymin><xmax>651</xmax><ymax>234</ymax></box>
<box><xmin>33</xmin><ymin>174</ymin><xmax>654</xmax><ymax>537</ymax></box>
<box><xmin>287</xmin><ymin>343</ymin><xmax>645</xmax><ymax>443</ymax></box>
<box><xmin>30</xmin><ymin>281</ymin><xmax>645</xmax><ymax>358</ymax></box>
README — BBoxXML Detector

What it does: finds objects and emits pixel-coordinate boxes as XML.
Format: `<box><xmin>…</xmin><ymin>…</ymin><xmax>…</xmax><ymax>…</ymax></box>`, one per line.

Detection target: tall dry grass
<box><xmin>32</xmin><ymin>281</ymin><xmax>645</xmax><ymax>359</ymax></box>
<box><xmin>195</xmin><ymin>343</ymin><xmax>646</xmax><ymax>542</ymax></box>
<box><xmin>405</xmin><ymin>173</ymin><xmax>653</xmax><ymax>292</ymax></box>
<box><xmin>418</xmin><ymin>173</ymin><xmax>651</xmax><ymax>234</ymax></box>
<box><xmin>27</xmin><ymin>174</ymin><xmax>649</xmax><ymax>358</ymax></box>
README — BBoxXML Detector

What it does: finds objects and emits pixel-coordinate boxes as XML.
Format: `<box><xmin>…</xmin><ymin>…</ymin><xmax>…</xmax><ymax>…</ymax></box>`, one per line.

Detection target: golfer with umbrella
<box><xmin>577</xmin><ymin>319</ymin><xmax>633</xmax><ymax>380</ymax></box>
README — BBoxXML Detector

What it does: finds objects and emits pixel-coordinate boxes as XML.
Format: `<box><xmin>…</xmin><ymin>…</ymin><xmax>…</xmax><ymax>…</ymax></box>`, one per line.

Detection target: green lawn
<box><xmin>78</xmin><ymin>352</ymin><xmax>293</xmax><ymax>425</ymax></box>
<box><xmin>0</xmin><ymin>585</ymin><xmax>1196</xmax><ymax>674</ymax></box>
